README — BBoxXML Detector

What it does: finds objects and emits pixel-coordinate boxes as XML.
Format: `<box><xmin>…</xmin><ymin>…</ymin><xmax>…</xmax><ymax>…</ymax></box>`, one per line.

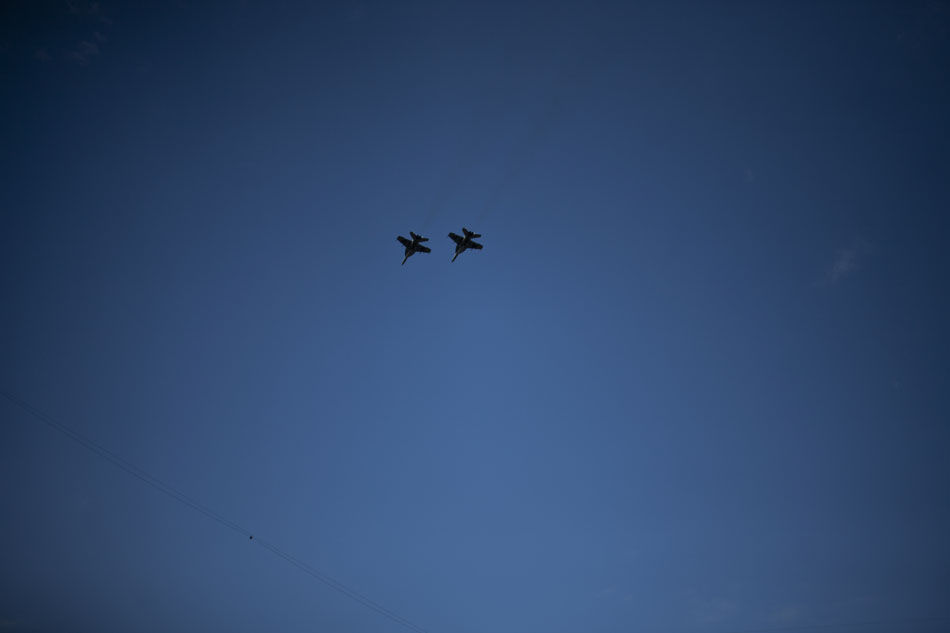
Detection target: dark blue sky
<box><xmin>2</xmin><ymin>2</ymin><xmax>949</xmax><ymax>632</ymax></box>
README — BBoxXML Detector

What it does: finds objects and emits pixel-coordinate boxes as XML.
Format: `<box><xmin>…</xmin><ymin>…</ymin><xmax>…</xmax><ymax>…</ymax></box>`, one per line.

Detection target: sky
<box><xmin>1</xmin><ymin>2</ymin><xmax>949</xmax><ymax>632</ymax></box>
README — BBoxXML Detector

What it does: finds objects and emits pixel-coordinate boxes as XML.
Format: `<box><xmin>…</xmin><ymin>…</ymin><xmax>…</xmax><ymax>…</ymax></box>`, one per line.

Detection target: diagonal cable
<box><xmin>0</xmin><ymin>388</ymin><xmax>428</xmax><ymax>633</ymax></box>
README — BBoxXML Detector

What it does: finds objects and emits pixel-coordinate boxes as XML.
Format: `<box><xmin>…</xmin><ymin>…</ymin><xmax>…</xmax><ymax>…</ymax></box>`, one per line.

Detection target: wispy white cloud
<box><xmin>67</xmin><ymin>0</ymin><xmax>103</xmax><ymax>16</ymax></box>
<box><xmin>822</xmin><ymin>237</ymin><xmax>873</xmax><ymax>285</ymax></box>
<box><xmin>773</xmin><ymin>605</ymin><xmax>803</xmax><ymax>623</ymax></box>
<box><xmin>24</xmin><ymin>1</ymin><xmax>114</xmax><ymax>66</ymax></box>
<box><xmin>68</xmin><ymin>40</ymin><xmax>100</xmax><ymax>65</ymax></box>
<box><xmin>695</xmin><ymin>597</ymin><xmax>739</xmax><ymax>624</ymax></box>
<box><xmin>829</xmin><ymin>248</ymin><xmax>858</xmax><ymax>283</ymax></box>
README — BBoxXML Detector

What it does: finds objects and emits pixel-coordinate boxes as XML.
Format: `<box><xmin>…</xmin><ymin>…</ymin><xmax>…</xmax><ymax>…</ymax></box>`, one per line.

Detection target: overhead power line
<box><xmin>0</xmin><ymin>389</ymin><xmax>429</xmax><ymax>633</ymax></box>
<box><xmin>4</xmin><ymin>389</ymin><xmax>948</xmax><ymax>633</ymax></box>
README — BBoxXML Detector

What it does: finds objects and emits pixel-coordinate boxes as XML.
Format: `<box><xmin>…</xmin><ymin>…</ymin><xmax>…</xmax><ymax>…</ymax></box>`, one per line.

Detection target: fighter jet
<box><xmin>397</xmin><ymin>231</ymin><xmax>431</xmax><ymax>265</ymax></box>
<box><xmin>448</xmin><ymin>227</ymin><xmax>483</xmax><ymax>262</ymax></box>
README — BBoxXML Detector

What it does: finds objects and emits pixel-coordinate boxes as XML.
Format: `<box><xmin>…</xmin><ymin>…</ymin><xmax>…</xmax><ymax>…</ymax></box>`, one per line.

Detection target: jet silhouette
<box><xmin>448</xmin><ymin>227</ymin><xmax>483</xmax><ymax>262</ymax></box>
<box><xmin>397</xmin><ymin>231</ymin><xmax>431</xmax><ymax>265</ymax></box>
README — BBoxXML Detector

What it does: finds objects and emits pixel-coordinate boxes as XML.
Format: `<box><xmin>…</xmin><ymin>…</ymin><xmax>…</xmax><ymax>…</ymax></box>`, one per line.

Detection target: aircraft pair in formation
<box><xmin>397</xmin><ymin>227</ymin><xmax>483</xmax><ymax>265</ymax></box>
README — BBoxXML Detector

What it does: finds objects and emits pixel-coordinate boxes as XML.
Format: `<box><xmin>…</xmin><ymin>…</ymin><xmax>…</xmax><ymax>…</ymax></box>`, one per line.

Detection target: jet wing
<box><xmin>397</xmin><ymin>236</ymin><xmax>412</xmax><ymax>247</ymax></box>
<box><xmin>468</xmin><ymin>241</ymin><xmax>483</xmax><ymax>250</ymax></box>
<box><xmin>448</xmin><ymin>232</ymin><xmax>463</xmax><ymax>244</ymax></box>
<box><xmin>416</xmin><ymin>245</ymin><xmax>431</xmax><ymax>253</ymax></box>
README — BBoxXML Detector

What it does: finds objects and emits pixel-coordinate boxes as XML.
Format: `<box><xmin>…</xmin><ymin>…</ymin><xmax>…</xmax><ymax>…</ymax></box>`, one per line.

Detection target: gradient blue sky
<box><xmin>2</xmin><ymin>2</ymin><xmax>949</xmax><ymax>632</ymax></box>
